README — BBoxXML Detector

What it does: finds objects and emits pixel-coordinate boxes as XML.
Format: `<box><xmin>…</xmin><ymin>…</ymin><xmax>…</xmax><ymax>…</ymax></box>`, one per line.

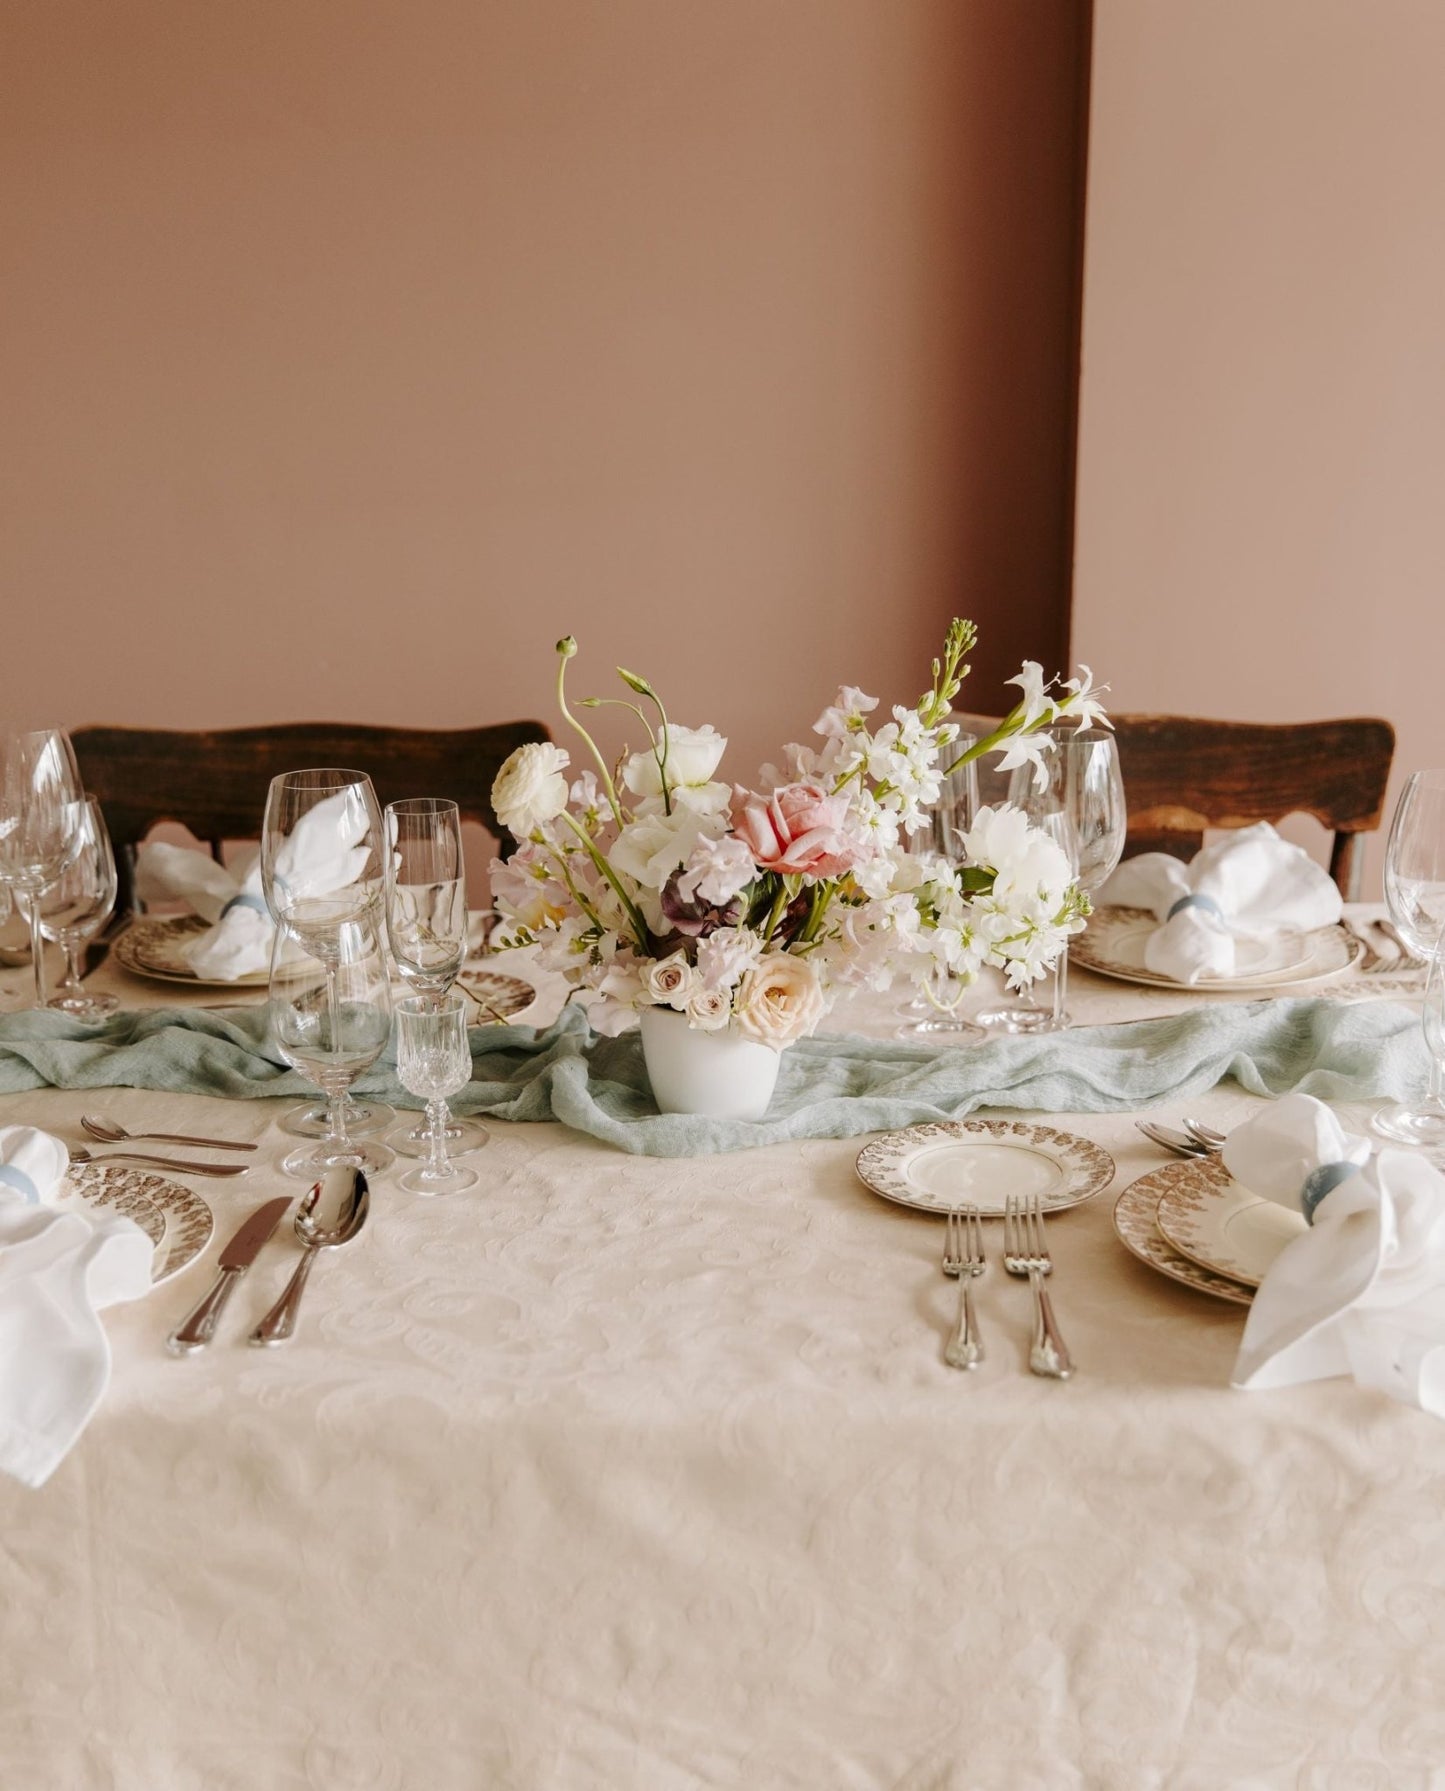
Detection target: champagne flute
<box><xmin>976</xmin><ymin>728</ymin><xmax>1126</xmax><ymax>1032</ymax></box>
<box><xmin>898</xmin><ymin>744</ymin><xmax>983</xmax><ymax>1039</ymax></box>
<box><xmin>1374</xmin><ymin>770</ymin><xmax>1445</xmax><ymax>1144</ymax></box>
<box><xmin>394</xmin><ymin>995</ymin><xmax>481</xmax><ymax>1195</ymax></box>
<box><xmin>270</xmin><ymin>914</ymin><xmax>395</xmax><ymax>1179</ymax></box>
<box><xmin>383</xmin><ymin>798</ymin><xmax>488</xmax><ymax>1158</ymax></box>
<box><xmin>37</xmin><ymin>796</ymin><xmax>119</xmax><ymax>1021</ymax></box>
<box><xmin>0</xmin><ymin>729</ymin><xmax>84</xmax><ymax>1009</ymax></box>
<box><xmin>262</xmin><ymin>768</ymin><xmax>394</xmax><ymax>1141</ymax></box>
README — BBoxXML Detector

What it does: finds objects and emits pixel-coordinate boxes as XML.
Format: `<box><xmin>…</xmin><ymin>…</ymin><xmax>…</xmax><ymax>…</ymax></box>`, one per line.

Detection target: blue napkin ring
<box><xmin>1166</xmin><ymin>893</ymin><xmax>1226</xmax><ymax>923</ymax></box>
<box><xmin>220</xmin><ymin>892</ymin><xmax>270</xmax><ymax>919</ymax></box>
<box><xmin>0</xmin><ymin>1165</ymin><xmax>41</xmax><ymax>1205</ymax></box>
<box><xmin>1301</xmin><ymin>1161</ymin><xmax>1361</xmax><ymax>1225</ymax></box>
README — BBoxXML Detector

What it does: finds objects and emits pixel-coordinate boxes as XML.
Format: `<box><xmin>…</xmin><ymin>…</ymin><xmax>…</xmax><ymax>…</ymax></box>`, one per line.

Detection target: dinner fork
<box><xmin>69</xmin><ymin>1145</ymin><xmax>250</xmax><ymax>1179</ymax></box>
<box><xmin>942</xmin><ymin>1205</ymin><xmax>986</xmax><ymax>1371</ymax></box>
<box><xmin>1002</xmin><ymin>1192</ymin><xmax>1074</xmax><ymax>1380</ymax></box>
<box><xmin>82</xmin><ymin>1113</ymin><xmax>257</xmax><ymax>1152</ymax></box>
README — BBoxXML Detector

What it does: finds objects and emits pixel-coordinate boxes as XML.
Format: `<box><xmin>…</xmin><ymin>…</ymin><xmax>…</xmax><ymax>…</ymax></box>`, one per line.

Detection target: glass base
<box><xmin>898</xmin><ymin>1014</ymin><xmax>984</xmax><ymax>1041</ymax></box>
<box><xmin>1372</xmin><ymin>1102</ymin><xmax>1445</xmax><ymax>1146</ymax></box>
<box><xmin>399</xmin><ymin>1160</ymin><xmax>479</xmax><ymax>1196</ymax></box>
<box><xmin>48</xmin><ymin>991</ymin><xmax>118</xmax><ymax>1023</ymax></box>
<box><xmin>388</xmin><ymin>1116</ymin><xmax>490</xmax><ymax>1159</ymax></box>
<box><xmin>281</xmin><ymin>1137</ymin><xmax>396</xmax><ymax>1180</ymax></box>
<box><xmin>279</xmin><ymin>1097</ymin><xmax>395</xmax><ymax>1140</ymax></box>
<box><xmin>973</xmin><ymin>1003</ymin><xmax>1065</xmax><ymax>1034</ymax></box>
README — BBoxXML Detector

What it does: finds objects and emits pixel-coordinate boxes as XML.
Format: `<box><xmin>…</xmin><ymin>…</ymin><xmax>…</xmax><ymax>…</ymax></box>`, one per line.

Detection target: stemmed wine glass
<box><xmin>898</xmin><ymin>744</ymin><xmax>982</xmax><ymax>1039</ymax></box>
<box><xmin>269</xmin><ymin>914</ymin><xmax>395</xmax><ymax>1179</ymax></box>
<box><xmin>1373</xmin><ymin>770</ymin><xmax>1445</xmax><ymax>1144</ymax></box>
<box><xmin>0</xmin><ymin>729</ymin><xmax>84</xmax><ymax>1009</ymax></box>
<box><xmin>383</xmin><ymin>798</ymin><xmax>488</xmax><ymax>1157</ymax></box>
<box><xmin>261</xmin><ymin>768</ymin><xmax>394</xmax><ymax>1141</ymax></box>
<box><xmin>36</xmin><ymin>796</ymin><xmax>119</xmax><ymax>1021</ymax></box>
<box><xmin>976</xmin><ymin>728</ymin><xmax>1126</xmax><ymax>1032</ymax></box>
<box><xmin>394</xmin><ymin>995</ymin><xmax>479</xmax><ymax>1195</ymax></box>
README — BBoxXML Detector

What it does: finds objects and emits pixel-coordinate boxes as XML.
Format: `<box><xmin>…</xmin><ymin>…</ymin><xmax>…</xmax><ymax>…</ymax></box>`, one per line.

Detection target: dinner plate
<box><xmin>1154</xmin><ymin>1157</ymin><xmax>1305</xmax><ymax>1287</ymax></box>
<box><xmin>112</xmin><ymin>915</ymin><xmax>271</xmax><ymax>989</ymax></box>
<box><xmin>1112</xmin><ymin>1162</ymin><xmax>1253</xmax><ymax>1305</ymax></box>
<box><xmin>456</xmin><ymin>968</ymin><xmax>536</xmax><ymax>1022</ymax></box>
<box><xmin>60</xmin><ymin>1162</ymin><xmax>214</xmax><ymax>1287</ymax></box>
<box><xmin>855</xmin><ymin>1119</ymin><xmax>1115</xmax><ymax>1216</ymax></box>
<box><xmin>1072</xmin><ymin>906</ymin><xmax>1361</xmax><ymax>992</ymax></box>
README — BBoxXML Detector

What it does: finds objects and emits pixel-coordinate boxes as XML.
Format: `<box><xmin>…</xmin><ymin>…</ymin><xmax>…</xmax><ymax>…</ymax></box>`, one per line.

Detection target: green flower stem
<box><xmin>542</xmin><ymin>842</ymin><xmax>606</xmax><ymax>933</ymax></box>
<box><xmin>559</xmin><ymin>811</ymin><xmax>654</xmax><ymax>954</ymax></box>
<box><xmin>557</xmin><ymin>643</ymin><xmax>626</xmax><ymax>829</ymax></box>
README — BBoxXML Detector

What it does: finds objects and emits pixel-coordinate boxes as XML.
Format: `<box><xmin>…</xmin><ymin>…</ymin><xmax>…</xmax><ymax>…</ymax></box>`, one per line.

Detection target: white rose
<box><xmin>609</xmin><ymin>807</ymin><xmax>707</xmax><ymax>894</ymax></box>
<box><xmin>622</xmin><ymin>725</ymin><xmax>728</xmax><ymax>803</ymax></box>
<box><xmin>644</xmin><ymin>949</ymin><xmax>695</xmax><ymax>1010</ymax></box>
<box><xmin>492</xmin><ymin>742</ymin><xmax>571</xmax><ymax>837</ymax></box>
<box><xmin>684</xmin><ymin>984</ymin><xmax>732</xmax><ymax>1032</ymax></box>
<box><xmin>735</xmin><ymin>952</ymin><xmax>826</xmax><ymax>1050</ymax></box>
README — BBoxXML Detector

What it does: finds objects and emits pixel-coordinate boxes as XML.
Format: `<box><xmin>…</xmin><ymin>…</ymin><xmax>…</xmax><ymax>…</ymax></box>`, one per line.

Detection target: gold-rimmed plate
<box><xmin>1153</xmin><ymin>1156</ymin><xmax>1305</xmax><ymax>1288</ymax></box>
<box><xmin>112</xmin><ymin>916</ymin><xmax>271</xmax><ymax>990</ymax></box>
<box><xmin>1112</xmin><ymin>1160</ymin><xmax>1254</xmax><ymax>1305</ymax></box>
<box><xmin>855</xmin><ymin>1119</ymin><xmax>1115</xmax><ymax>1217</ymax></box>
<box><xmin>456</xmin><ymin>968</ymin><xmax>535</xmax><ymax>1023</ymax></box>
<box><xmin>1073</xmin><ymin>906</ymin><xmax>1361</xmax><ymax>992</ymax></box>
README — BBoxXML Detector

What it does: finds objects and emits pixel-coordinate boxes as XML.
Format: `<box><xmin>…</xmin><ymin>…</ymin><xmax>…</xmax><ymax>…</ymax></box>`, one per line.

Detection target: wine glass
<box><xmin>383</xmin><ymin>798</ymin><xmax>489</xmax><ymax>1159</ymax></box>
<box><xmin>1373</xmin><ymin>770</ymin><xmax>1445</xmax><ymax>1144</ymax></box>
<box><xmin>394</xmin><ymin>995</ymin><xmax>481</xmax><ymax>1195</ymax></box>
<box><xmin>976</xmin><ymin>728</ymin><xmax>1126</xmax><ymax>1032</ymax></box>
<box><xmin>36</xmin><ymin>796</ymin><xmax>119</xmax><ymax>1022</ymax></box>
<box><xmin>269</xmin><ymin>913</ymin><xmax>395</xmax><ymax>1179</ymax></box>
<box><xmin>262</xmin><ymin>769</ymin><xmax>394</xmax><ymax>1141</ymax></box>
<box><xmin>0</xmin><ymin>729</ymin><xmax>84</xmax><ymax>1009</ymax></box>
<box><xmin>898</xmin><ymin>744</ymin><xmax>983</xmax><ymax>1039</ymax></box>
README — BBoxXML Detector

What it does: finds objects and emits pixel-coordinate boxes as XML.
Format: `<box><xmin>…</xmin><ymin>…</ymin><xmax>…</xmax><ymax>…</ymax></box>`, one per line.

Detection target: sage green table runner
<box><xmin>0</xmin><ymin>997</ymin><xmax>1424</xmax><ymax>1157</ymax></box>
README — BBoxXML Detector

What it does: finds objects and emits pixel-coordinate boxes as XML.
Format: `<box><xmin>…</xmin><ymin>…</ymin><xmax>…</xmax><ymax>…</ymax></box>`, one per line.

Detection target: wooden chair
<box><xmin>71</xmin><ymin>719</ymin><xmax>550</xmax><ymax>918</ymax></box>
<box><xmin>956</xmin><ymin>712</ymin><xmax>1395</xmax><ymax>899</ymax></box>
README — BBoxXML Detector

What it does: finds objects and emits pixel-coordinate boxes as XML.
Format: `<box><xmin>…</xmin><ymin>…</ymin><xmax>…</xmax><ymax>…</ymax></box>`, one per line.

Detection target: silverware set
<box><xmin>76</xmin><ymin>1110</ymin><xmax>258</xmax><ymax>1178</ymax></box>
<box><xmin>1343</xmin><ymin>915</ymin><xmax>1427</xmax><ymax>975</ymax></box>
<box><xmin>941</xmin><ymin>1192</ymin><xmax>1073</xmax><ymax>1379</ymax></box>
<box><xmin>1135</xmin><ymin>1117</ymin><xmax>1227</xmax><ymax>1158</ymax></box>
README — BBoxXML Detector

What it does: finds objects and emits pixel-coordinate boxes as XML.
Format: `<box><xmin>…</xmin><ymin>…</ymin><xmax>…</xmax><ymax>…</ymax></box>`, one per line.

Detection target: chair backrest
<box><xmin>954</xmin><ymin>711</ymin><xmax>1395</xmax><ymax>899</ymax></box>
<box><xmin>71</xmin><ymin>719</ymin><xmax>550</xmax><ymax>917</ymax></box>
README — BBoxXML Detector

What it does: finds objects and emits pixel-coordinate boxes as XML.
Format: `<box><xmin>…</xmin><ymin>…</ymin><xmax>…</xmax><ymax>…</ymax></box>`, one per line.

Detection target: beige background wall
<box><xmin>3</xmin><ymin>0</ymin><xmax>1086</xmax><ymax>851</ymax></box>
<box><xmin>1073</xmin><ymin>0</ymin><xmax>1445</xmax><ymax>893</ymax></box>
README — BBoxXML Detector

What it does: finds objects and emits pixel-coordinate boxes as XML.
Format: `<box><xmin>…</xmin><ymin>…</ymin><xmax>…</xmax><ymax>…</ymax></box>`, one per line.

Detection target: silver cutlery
<box><xmin>1134</xmin><ymin>1119</ymin><xmax>1213</xmax><ymax>1157</ymax></box>
<box><xmin>82</xmin><ymin>1112</ymin><xmax>258</xmax><ymax>1153</ymax></box>
<box><xmin>70</xmin><ymin>1145</ymin><xmax>250</xmax><ymax>1179</ymax></box>
<box><xmin>942</xmin><ymin>1205</ymin><xmax>986</xmax><ymax>1371</ymax></box>
<box><xmin>248</xmin><ymin>1166</ymin><xmax>370</xmax><ymax>1347</ymax></box>
<box><xmin>1003</xmin><ymin>1192</ymin><xmax>1074</xmax><ymax>1379</ymax></box>
<box><xmin>166</xmin><ymin>1196</ymin><xmax>292</xmax><ymax>1355</ymax></box>
<box><xmin>1181</xmin><ymin>1117</ymin><xmax>1229</xmax><ymax>1150</ymax></box>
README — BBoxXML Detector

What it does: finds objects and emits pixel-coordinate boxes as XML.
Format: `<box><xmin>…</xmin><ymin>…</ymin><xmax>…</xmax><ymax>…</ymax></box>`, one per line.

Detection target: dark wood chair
<box><xmin>71</xmin><ymin>719</ymin><xmax>551</xmax><ymax>918</ymax></box>
<box><xmin>956</xmin><ymin>712</ymin><xmax>1395</xmax><ymax>899</ymax></box>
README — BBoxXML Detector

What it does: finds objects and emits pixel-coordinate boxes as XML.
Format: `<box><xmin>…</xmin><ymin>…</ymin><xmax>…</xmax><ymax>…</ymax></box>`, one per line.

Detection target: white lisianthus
<box><xmin>622</xmin><ymin>725</ymin><xmax>728</xmax><ymax>809</ymax></box>
<box><xmin>492</xmin><ymin>742</ymin><xmax>572</xmax><ymax>837</ymax></box>
<box><xmin>685</xmin><ymin>984</ymin><xmax>733</xmax><ymax>1032</ymax></box>
<box><xmin>735</xmin><ymin>952</ymin><xmax>827</xmax><ymax>1050</ymax></box>
<box><xmin>645</xmin><ymin>949</ymin><xmax>695</xmax><ymax>1011</ymax></box>
<box><xmin>695</xmin><ymin>926</ymin><xmax>763</xmax><ymax>992</ymax></box>
<box><xmin>609</xmin><ymin>807</ymin><xmax>708</xmax><ymax>897</ymax></box>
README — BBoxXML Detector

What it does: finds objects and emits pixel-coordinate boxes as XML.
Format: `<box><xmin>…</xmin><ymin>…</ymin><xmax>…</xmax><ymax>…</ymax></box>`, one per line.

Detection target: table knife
<box><xmin>165</xmin><ymin>1195</ymin><xmax>292</xmax><ymax>1356</ymax></box>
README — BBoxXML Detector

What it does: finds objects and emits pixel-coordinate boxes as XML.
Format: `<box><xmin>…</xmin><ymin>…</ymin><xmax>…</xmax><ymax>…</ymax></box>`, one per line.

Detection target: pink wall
<box><xmin>3</xmin><ymin>1</ymin><xmax>1087</xmax><ymax>849</ymax></box>
<box><xmin>1073</xmin><ymin>0</ymin><xmax>1445</xmax><ymax>892</ymax></box>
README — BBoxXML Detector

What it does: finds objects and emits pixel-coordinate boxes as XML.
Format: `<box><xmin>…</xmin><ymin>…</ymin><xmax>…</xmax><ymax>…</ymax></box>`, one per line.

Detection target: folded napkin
<box><xmin>1098</xmin><ymin>822</ymin><xmax>1343</xmax><ymax>983</ymax></box>
<box><xmin>136</xmin><ymin>791</ymin><xmax>373</xmax><ymax>981</ymax></box>
<box><xmin>1228</xmin><ymin>1093</ymin><xmax>1445</xmax><ymax>1418</ymax></box>
<box><xmin>0</xmin><ymin>1125</ymin><xmax>154</xmax><ymax>1488</ymax></box>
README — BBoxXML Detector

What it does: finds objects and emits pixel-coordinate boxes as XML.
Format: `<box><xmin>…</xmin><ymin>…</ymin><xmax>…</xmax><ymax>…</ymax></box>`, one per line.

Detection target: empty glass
<box><xmin>395</xmin><ymin>995</ymin><xmax>480</xmax><ymax>1195</ymax></box>
<box><xmin>37</xmin><ymin>797</ymin><xmax>118</xmax><ymax>1022</ymax></box>
<box><xmin>1374</xmin><ymin>770</ymin><xmax>1445</xmax><ymax>1144</ymax></box>
<box><xmin>270</xmin><ymin>915</ymin><xmax>395</xmax><ymax>1179</ymax></box>
<box><xmin>0</xmin><ymin>729</ymin><xmax>84</xmax><ymax>1009</ymax></box>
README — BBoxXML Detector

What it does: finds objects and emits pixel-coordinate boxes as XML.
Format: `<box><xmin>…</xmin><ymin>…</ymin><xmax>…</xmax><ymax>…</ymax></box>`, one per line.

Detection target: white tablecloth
<box><xmin>2</xmin><ymin>926</ymin><xmax>1443</xmax><ymax>1789</ymax></box>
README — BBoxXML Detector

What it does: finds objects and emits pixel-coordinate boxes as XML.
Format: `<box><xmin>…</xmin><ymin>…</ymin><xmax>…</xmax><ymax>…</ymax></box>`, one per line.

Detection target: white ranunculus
<box><xmin>685</xmin><ymin>984</ymin><xmax>733</xmax><ymax>1032</ymax></box>
<box><xmin>735</xmin><ymin>952</ymin><xmax>826</xmax><ymax>1050</ymax></box>
<box><xmin>621</xmin><ymin>725</ymin><xmax>728</xmax><ymax>804</ymax></box>
<box><xmin>492</xmin><ymin>742</ymin><xmax>571</xmax><ymax>837</ymax></box>
<box><xmin>644</xmin><ymin>949</ymin><xmax>695</xmax><ymax>1011</ymax></box>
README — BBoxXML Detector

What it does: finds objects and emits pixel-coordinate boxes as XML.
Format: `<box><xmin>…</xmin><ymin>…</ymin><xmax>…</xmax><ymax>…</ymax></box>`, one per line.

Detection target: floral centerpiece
<box><xmin>488</xmin><ymin>621</ymin><xmax>1108</xmax><ymax>1117</ymax></box>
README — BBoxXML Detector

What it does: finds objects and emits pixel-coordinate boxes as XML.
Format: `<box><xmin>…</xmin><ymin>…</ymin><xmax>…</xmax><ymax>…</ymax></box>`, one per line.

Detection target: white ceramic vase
<box><xmin>638</xmin><ymin>1005</ymin><xmax>782</xmax><ymax>1122</ymax></box>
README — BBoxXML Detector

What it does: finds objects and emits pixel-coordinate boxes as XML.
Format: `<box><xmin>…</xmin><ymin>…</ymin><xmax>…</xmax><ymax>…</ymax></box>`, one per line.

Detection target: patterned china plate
<box><xmin>59</xmin><ymin>1162</ymin><xmax>214</xmax><ymax>1287</ymax></box>
<box><xmin>113</xmin><ymin>916</ymin><xmax>271</xmax><ymax>989</ymax></box>
<box><xmin>1153</xmin><ymin>1156</ymin><xmax>1305</xmax><ymax>1288</ymax></box>
<box><xmin>1072</xmin><ymin>906</ymin><xmax>1362</xmax><ymax>992</ymax></box>
<box><xmin>456</xmin><ymin>968</ymin><xmax>536</xmax><ymax>1023</ymax></box>
<box><xmin>855</xmin><ymin>1119</ymin><xmax>1115</xmax><ymax>1217</ymax></box>
<box><xmin>1112</xmin><ymin>1162</ymin><xmax>1254</xmax><ymax>1305</ymax></box>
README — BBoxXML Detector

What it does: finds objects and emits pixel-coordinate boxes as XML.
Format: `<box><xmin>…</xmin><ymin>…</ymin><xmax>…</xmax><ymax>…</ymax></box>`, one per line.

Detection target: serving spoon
<box><xmin>248</xmin><ymin>1166</ymin><xmax>370</xmax><ymax>1347</ymax></box>
<box><xmin>82</xmin><ymin>1113</ymin><xmax>257</xmax><ymax>1152</ymax></box>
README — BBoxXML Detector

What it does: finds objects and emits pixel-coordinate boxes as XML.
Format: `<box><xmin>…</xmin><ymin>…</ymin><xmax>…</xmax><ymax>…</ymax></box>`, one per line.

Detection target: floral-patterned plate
<box><xmin>1072</xmin><ymin>906</ymin><xmax>1361</xmax><ymax>992</ymax></box>
<box><xmin>1112</xmin><ymin>1163</ymin><xmax>1254</xmax><ymax>1306</ymax></box>
<box><xmin>1153</xmin><ymin>1155</ymin><xmax>1304</xmax><ymax>1288</ymax></box>
<box><xmin>455</xmin><ymin>968</ymin><xmax>536</xmax><ymax>1024</ymax></box>
<box><xmin>112</xmin><ymin>915</ymin><xmax>271</xmax><ymax>989</ymax></box>
<box><xmin>59</xmin><ymin>1162</ymin><xmax>214</xmax><ymax>1287</ymax></box>
<box><xmin>855</xmin><ymin>1119</ymin><xmax>1115</xmax><ymax>1217</ymax></box>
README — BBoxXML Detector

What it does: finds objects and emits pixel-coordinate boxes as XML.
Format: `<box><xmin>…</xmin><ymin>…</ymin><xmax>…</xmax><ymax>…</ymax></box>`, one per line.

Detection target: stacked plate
<box><xmin>56</xmin><ymin>1163</ymin><xmax>215</xmax><ymax>1287</ymax></box>
<box><xmin>1072</xmin><ymin>905</ymin><xmax>1361</xmax><ymax>993</ymax></box>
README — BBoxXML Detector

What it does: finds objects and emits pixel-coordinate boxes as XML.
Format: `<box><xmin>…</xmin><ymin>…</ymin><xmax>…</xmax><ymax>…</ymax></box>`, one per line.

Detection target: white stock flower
<box><xmin>735</xmin><ymin>952</ymin><xmax>827</xmax><ymax>1050</ymax></box>
<box><xmin>813</xmin><ymin>686</ymin><xmax>879</xmax><ymax>739</ymax></box>
<box><xmin>492</xmin><ymin>742</ymin><xmax>571</xmax><ymax>837</ymax></box>
<box><xmin>684</xmin><ymin>984</ymin><xmax>733</xmax><ymax>1032</ymax></box>
<box><xmin>622</xmin><ymin>725</ymin><xmax>728</xmax><ymax>808</ymax></box>
<box><xmin>644</xmin><ymin>949</ymin><xmax>695</xmax><ymax>1010</ymax></box>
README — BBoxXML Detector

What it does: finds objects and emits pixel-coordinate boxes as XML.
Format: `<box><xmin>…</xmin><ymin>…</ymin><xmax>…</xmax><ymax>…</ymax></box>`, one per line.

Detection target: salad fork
<box><xmin>82</xmin><ymin>1112</ymin><xmax>257</xmax><ymax>1152</ymax></box>
<box><xmin>69</xmin><ymin>1145</ymin><xmax>249</xmax><ymax>1178</ymax></box>
<box><xmin>1003</xmin><ymin>1192</ymin><xmax>1074</xmax><ymax>1380</ymax></box>
<box><xmin>942</xmin><ymin>1206</ymin><xmax>986</xmax><ymax>1371</ymax></box>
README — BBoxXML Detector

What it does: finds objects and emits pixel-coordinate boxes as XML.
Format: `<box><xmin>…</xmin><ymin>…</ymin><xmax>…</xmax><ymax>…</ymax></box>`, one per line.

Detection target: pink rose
<box><xmin>732</xmin><ymin>781</ymin><xmax>861</xmax><ymax>878</ymax></box>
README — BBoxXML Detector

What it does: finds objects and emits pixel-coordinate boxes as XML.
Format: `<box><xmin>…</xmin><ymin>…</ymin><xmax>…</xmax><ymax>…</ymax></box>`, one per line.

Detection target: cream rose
<box><xmin>734</xmin><ymin>952</ymin><xmax>826</xmax><ymax>1050</ymax></box>
<box><xmin>492</xmin><ymin>742</ymin><xmax>571</xmax><ymax>837</ymax></box>
<box><xmin>684</xmin><ymin>984</ymin><xmax>732</xmax><ymax>1032</ymax></box>
<box><xmin>644</xmin><ymin>949</ymin><xmax>695</xmax><ymax>1011</ymax></box>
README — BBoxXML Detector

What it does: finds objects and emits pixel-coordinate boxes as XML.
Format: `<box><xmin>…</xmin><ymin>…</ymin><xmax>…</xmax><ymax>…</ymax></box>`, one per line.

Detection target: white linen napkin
<box><xmin>0</xmin><ymin>1125</ymin><xmax>155</xmax><ymax>1489</ymax></box>
<box><xmin>1097</xmin><ymin>822</ymin><xmax>1342</xmax><ymax>983</ymax></box>
<box><xmin>1227</xmin><ymin>1093</ymin><xmax>1445</xmax><ymax>1418</ymax></box>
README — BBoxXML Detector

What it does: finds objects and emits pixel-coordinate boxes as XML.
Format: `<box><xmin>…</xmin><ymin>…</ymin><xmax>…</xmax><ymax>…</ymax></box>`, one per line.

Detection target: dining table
<box><xmin>3</xmin><ymin>913</ymin><xmax>1444</xmax><ymax>1791</ymax></box>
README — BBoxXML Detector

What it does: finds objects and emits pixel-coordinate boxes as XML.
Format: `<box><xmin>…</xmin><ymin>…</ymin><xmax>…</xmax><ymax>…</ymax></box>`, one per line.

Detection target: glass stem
<box><xmin>1051</xmin><ymin>944</ymin><xmax>1070</xmax><ymax>1026</ymax></box>
<box><xmin>62</xmin><ymin>935</ymin><xmax>85</xmax><ymax>997</ymax></box>
<box><xmin>27</xmin><ymin>896</ymin><xmax>48</xmax><ymax>1008</ymax></box>
<box><xmin>426</xmin><ymin>1101</ymin><xmax>450</xmax><ymax>1177</ymax></box>
<box><xmin>330</xmin><ymin>1085</ymin><xmax>352</xmax><ymax>1149</ymax></box>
